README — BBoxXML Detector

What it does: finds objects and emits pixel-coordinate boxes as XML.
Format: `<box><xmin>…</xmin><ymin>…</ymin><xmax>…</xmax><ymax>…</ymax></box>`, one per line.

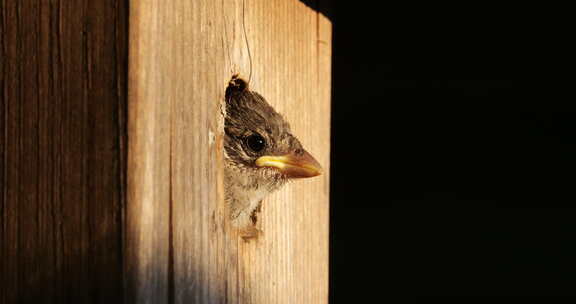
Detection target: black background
<box><xmin>323</xmin><ymin>1</ymin><xmax>575</xmax><ymax>299</ymax></box>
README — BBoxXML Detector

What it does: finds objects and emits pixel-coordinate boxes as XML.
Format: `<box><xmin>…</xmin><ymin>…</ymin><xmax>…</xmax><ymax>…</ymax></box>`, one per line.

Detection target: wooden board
<box><xmin>127</xmin><ymin>0</ymin><xmax>331</xmax><ymax>303</ymax></box>
<box><xmin>0</xmin><ymin>0</ymin><xmax>127</xmax><ymax>302</ymax></box>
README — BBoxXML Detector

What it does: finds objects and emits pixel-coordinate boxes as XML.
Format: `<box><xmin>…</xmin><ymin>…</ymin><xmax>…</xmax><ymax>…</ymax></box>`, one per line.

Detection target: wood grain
<box><xmin>127</xmin><ymin>0</ymin><xmax>331</xmax><ymax>303</ymax></box>
<box><xmin>0</xmin><ymin>0</ymin><xmax>127</xmax><ymax>303</ymax></box>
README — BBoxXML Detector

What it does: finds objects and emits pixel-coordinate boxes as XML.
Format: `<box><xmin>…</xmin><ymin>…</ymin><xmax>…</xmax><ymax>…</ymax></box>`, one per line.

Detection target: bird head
<box><xmin>224</xmin><ymin>76</ymin><xmax>322</xmax><ymax>191</ymax></box>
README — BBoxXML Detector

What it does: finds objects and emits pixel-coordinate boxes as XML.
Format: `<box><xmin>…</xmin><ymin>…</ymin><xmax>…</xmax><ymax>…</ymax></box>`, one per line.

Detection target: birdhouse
<box><xmin>1</xmin><ymin>0</ymin><xmax>331</xmax><ymax>303</ymax></box>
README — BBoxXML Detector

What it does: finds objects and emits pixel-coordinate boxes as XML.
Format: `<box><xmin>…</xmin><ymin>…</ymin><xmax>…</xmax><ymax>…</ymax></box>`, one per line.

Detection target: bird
<box><xmin>224</xmin><ymin>75</ymin><xmax>322</xmax><ymax>237</ymax></box>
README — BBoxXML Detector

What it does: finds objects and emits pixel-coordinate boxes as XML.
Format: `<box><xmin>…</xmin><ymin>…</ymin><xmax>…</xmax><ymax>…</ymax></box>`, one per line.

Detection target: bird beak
<box><xmin>255</xmin><ymin>150</ymin><xmax>322</xmax><ymax>178</ymax></box>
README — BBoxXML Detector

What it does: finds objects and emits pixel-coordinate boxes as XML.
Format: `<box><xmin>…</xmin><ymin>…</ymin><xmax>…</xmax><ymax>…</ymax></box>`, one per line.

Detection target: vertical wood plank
<box><xmin>0</xmin><ymin>0</ymin><xmax>127</xmax><ymax>303</ymax></box>
<box><xmin>125</xmin><ymin>1</ymin><xmax>172</xmax><ymax>303</ymax></box>
<box><xmin>128</xmin><ymin>0</ymin><xmax>331</xmax><ymax>303</ymax></box>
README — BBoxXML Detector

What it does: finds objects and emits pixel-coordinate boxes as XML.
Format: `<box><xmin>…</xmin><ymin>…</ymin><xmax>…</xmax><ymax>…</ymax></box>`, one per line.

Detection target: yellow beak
<box><xmin>255</xmin><ymin>150</ymin><xmax>322</xmax><ymax>178</ymax></box>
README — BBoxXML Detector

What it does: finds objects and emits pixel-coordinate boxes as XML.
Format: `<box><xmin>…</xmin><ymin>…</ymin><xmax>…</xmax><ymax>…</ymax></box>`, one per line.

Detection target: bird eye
<box><xmin>245</xmin><ymin>134</ymin><xmax>266</xmax><ymax>152</ymax></box>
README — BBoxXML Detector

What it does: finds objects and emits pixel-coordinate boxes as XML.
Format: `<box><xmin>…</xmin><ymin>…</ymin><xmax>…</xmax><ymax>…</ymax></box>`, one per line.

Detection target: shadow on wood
<box><xmin>298</xmin><ymin>0</ymin><xmax>334</xmax><ymax>20</ymax></box>
<box><xmin>1</xmin><ymin>1</ymin><xmax>127</xmax><ymax>302</ymax></box>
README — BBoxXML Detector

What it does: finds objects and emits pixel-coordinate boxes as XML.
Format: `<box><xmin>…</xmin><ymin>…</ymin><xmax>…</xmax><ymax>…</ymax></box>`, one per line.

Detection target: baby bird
<box><xmin>224</xmin><ymin>76</ymin><xmax>322</xmax><ymax>237</ymax></box>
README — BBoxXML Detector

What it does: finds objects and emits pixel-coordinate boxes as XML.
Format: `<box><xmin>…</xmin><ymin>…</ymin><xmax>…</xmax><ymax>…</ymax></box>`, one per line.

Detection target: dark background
<box><xmin>326</xmin><ymin>1</ymin><xmax>575</xmax><ymax>298</ymax></box>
